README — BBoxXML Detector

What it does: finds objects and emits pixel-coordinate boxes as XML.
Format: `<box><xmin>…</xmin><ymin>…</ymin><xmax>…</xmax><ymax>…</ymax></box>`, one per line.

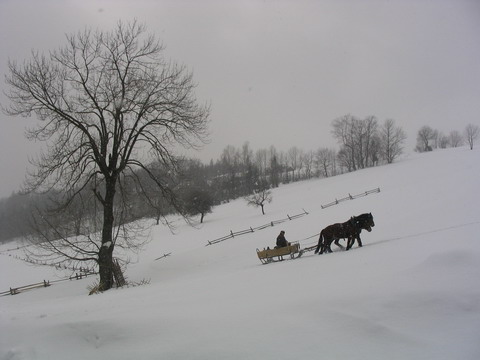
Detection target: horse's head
<box><xmin>368</xmin><ymin>213</ymin><xmax>375</xmax><ymax>227</ymax></box>
<box><xmin>356</xmin><ymin>213</ymin><xmax>374</xmax><ymax>232</ymax></box>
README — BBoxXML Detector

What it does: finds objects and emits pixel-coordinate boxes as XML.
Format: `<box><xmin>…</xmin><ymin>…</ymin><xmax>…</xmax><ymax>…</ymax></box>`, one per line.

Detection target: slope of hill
<box><xmin>1</xmin><ymin>147</ymin><xmax>480</xmax><ymax>360</ymax></box>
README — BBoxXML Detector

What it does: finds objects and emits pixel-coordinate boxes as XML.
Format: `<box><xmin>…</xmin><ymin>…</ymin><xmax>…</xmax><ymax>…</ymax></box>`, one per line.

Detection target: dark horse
<box><xmin>314</xmin><ymin>213</ymin><xmax>375</xmax><ymax>254</ymax></box>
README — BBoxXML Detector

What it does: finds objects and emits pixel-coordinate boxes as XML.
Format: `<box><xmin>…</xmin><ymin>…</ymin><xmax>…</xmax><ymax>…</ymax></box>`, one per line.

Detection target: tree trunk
<box><xmin>200</xmin><ymin>212</ymin><xmax>205</xmax><ymax>223</ymax></box>
<box><xmin>98</xmin><ymin>178</ymin><xmax>116</xmax><ymax>291</ymax></box>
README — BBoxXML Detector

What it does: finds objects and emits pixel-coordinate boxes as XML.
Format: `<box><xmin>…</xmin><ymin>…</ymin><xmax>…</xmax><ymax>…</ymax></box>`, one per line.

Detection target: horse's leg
<box><xmin>346</xmin><ymin>236</ymin><xmax>354</xmax><ymax>250</ymax></box>
<box><xmin>325</xmin><ymin>239</ymin><xmax>333</xmax><ymax>253</ymax></box>
<box><xmin>315</xmin><ymin>232</ymin><xmax>323</xmax><ymax>254</ymax></box>
<box><xmin>315</xmin><ymin>241</ymin><xmax>322</xmax><ymax>254</ymax></box>
<box><xmin>334</xmin><ymin>238</ymin><xmax>344</xmax><ymax>248</ymax></box>
<box><xmin>320</xmin><ymin>237</ymin><xmax>330</xmax><ymax>254</ymax></box>
<box><xmin>320</xmin><ymin>238</ymin><xmax>330</xmax><ymax>254</ymax></box>
<box><xmin>357</xmin><ymin>235</ymin><xmax>363</xmax><ymax>247</ymax></box>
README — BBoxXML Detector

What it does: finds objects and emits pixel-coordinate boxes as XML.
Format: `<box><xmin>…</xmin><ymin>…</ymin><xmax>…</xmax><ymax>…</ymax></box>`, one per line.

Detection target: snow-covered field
<box><xmin>1</xmin><ymin>147</ymin><xmax>480</xmax><ymax>360</ymax></box>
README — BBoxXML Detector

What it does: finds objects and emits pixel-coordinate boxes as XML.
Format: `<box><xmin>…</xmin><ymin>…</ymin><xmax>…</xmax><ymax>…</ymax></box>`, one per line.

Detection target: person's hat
<box><xmin>280</xmin><ymin>230</ymin><xmax>285</xmax><ymax>234</ymax></box>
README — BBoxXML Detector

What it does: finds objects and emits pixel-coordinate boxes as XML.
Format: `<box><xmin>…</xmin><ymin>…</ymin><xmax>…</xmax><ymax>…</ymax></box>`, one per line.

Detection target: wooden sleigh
<box><xmin>256</xmin><ymin>243</ymin><xmax>303</xmax><ymax>264</ymax></box>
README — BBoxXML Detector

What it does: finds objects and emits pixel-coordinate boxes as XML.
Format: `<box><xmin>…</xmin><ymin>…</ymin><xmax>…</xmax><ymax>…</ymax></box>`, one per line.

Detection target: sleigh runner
<box><xmin>256</xmin><ymin>243</ymin><xmax>303</xmax><ymax>264</ymax></box>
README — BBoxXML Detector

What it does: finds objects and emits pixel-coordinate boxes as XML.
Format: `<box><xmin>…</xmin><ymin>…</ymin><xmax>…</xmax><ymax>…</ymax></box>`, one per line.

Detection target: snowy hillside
<box><xmin>1</xmin><ymin>147</ymin><xmax>480</xmax><ymax>360</ymax></box>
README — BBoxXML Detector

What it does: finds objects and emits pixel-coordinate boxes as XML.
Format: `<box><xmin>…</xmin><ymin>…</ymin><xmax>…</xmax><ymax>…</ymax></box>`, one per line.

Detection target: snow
<box><xmin>1</xmin><ymin>147</ymin><xmax>480</xmax><ymax>360</ymax></box>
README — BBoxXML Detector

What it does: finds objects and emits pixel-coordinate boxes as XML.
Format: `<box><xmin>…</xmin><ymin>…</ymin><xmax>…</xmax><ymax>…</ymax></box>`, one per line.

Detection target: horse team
<box><xmin>314</xmin><ymin>213</ymin><xmax>375</xmax><ymax>255</ymax></box>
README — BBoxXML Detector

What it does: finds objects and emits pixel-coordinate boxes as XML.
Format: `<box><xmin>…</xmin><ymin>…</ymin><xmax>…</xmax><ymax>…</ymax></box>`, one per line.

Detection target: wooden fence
<box><xmin>0</xmin><ymin>268</ymin><xmax>98</xmax><ymax>297</ymax></box>
<box><xmin>206</xmin><ymin>209</ymin><xmax>309</xmax><ymax>246</ymax></box>
<box><xmin>320</xmin><ymin>188</ymin><xmax>380</xmax><ymax>209</ymax></box>
<box><xmin>0</xmin><ymin>251</ymin><xmax>99</xmax><ymax>297</ymax></box>
<box><xmin>1</xmin><ymin>280</ymin><xmax>51</xmax><ymax>296</ymax></box>
<box><xmin>1</xmin><ymin>252</ymin><xmax>97</xmax><ymax>275</ymax></box>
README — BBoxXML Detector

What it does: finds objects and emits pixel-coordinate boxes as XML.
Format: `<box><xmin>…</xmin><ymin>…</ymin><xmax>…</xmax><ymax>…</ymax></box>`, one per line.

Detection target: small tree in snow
<box><xmin>465</xmin><ymin>124</ymin><xmax>479</xmax><ymax>150</ymax></box>
<box><xmin>245</xmin><ymin>181</ymin><xmax>272</xmax><ymax>215</ymax></box>
<box><xmin>183</xmin><ymin>188</ymin><xmax>213</xmax><ymax>223</ymax></box>
<box><xmin>416</xmin><ymin>125</ymin><xmax>437</xmax><ymax>152</ymax></box>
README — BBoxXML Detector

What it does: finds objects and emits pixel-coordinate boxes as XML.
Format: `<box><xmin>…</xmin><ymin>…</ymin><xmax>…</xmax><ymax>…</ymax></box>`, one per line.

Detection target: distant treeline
<box><xmin>2</xmin><ymin>117</ymin><xmax>476</xmax><ymax>243</ymax></box>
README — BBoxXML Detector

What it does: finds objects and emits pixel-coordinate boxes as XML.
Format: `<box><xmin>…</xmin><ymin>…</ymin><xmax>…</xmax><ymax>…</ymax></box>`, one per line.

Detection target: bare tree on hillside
<box><xmin>3</xmin><ymin>21</ymin><xmax>209</xmax><ymax>291</ymax></box>
<box><xmin>358</xmin><ymin>115</ymin><xmax>378</xmax><ymax>168</ymax></box>
<box><xmin>380</xmin><ymin>119</ymin><xmax>407</xmax><ymax>164</ymax></box>
<box><xmin>254</xmin><ymin>148</ymin><xmax>268</xmax><ymax>182</ymax></box>
<box><xmin>245</xmin><ymin>181</ymin><xmax>272</xmax><ymax>215</ymax></box>
<box><xmin>449</xmin><ymin>130</ymin><xmax>463</xmax><ymax>148</ymax></box>
<box><xmin>315</xmin><ymin>147</ymin><xmax>336</xmax><ymax>177</ymax></box>
<box><xmin>220</xmin><ymin>145</ymin><xmax>241</xmax><ymax>199</ymax></box>
<box><xmin>303</xmin><ymin>150</ymin><xmax>315</xmax><ymax>179</ymax></box>
<box><xmin>465</xmin><ymin>124</ymin><xmax>479</xmax><ymax>150</ymax></box>
<box><xmin>332</xmin><ymin>114</ymin><xmax>357</xmax><ymax>171</ymax></box>
<box><xmin>437</xmin><ymin>132</ymin><xmax>450</xmax><ymax>149</ymax></box>
<box><xmin>269</xmin><ymin>146</ymin><xmax>281</xmax><ymax>188</ymax></box>
<box><xmin>332</xmin><ymin>115</ymin><xmax>378</xmax><ymax>170</ymax></box>
<box><xmin>416</xmin><ymin>126</ymin><xmax>436</xmax><ymax>152</ymax></box>
<box><xmin>183</xmin><ymin>188</ymin><xmax>213</xmax><ymax>223</ymax></box>
<box><xmin>287</xmin><ymin>146</ymin><xmax>303</xmax><ymax>182</ymax></box>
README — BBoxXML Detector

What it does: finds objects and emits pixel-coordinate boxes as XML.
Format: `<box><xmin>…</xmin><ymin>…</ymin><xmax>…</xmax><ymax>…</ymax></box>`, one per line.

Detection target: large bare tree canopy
<box><xmin>3</xmin><ymin>21</ymin><xmax>210</xmax><ymax>291</ymax></box>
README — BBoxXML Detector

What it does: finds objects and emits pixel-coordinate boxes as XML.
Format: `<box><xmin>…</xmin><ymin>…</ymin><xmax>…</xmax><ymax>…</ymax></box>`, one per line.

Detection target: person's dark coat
<box><xmin>276</xmin><ymin>232</ymin><xmax>288</xmax><ymax>248</ymax></box>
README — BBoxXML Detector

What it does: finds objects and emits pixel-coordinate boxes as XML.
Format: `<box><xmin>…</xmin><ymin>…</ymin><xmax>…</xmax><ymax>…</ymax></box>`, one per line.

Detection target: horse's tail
<box><xmin>314</xmin><ymin>231</ymin><xmax>324</xmax><ymax>254</ymax></box>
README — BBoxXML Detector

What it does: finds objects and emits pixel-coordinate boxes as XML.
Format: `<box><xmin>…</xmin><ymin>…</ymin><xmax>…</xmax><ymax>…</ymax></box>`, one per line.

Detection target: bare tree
<box><xmin>332</xmin><ymin>114</ymin><xmax>357</xmax><ymax>171</ymax></box>
<box><xmin>244</xmin><ymin>181</ymin><xmax>272</xmax><ymax>215</ymax></box>
<box><xmin>465</xmin><ymin>124</ymin><xmax>479</xmax><ymax>150</ymax></box>
<box><xmin>315</xmin><ymin>147</ymin><xmax>336</xmax><ymax>177</ymax></box>
<box><xmin>358</xmin><ymin>116</ymin><xmax>378</xmax><ymax>168</ymax></box>
<box><xmin>416</xmin><ymin>126</ymin><xmax>436</xmax><ymax>152</ymax></box>
<box><xmin>287</xmin><ymin>146</ymin><xmax>303</xmax><ymax>181</ymax></box>
<box><xmin>254</xmin><ymin>148</ymin><xmax>268</xmax><ymax>182</ymax></box>
<box><xmin>183</xmin><ymin>188</ymin><xmax>213</xmax><ymax>224</ymax></box>
<box><xmin>241</xmin><ymin>142</ymin><xmax>258</xmax><ymax>195</ymax></box>
<box><xmin>269</xmin><ymin>146</ymin><xmax>281</xmax><ymax>188</ymax></box>
<box><xmin>303</xmin><ymin>150</ymin><xmax>315</xmax><ymax>179</ymax></box>
<box><xmin>3</xmin><ymin>21</ymin><xmax>209</xmax><ymax>291</ymax></box>
<box><xmin>449</xmin><ymin>130</ymin><xmax>463</xmax><ymax>148</ymax></box>
<box><xmin>437</xmin><ymin>132</ymin><xmax>450</xmax><ymax>149</ymax></box>
<box><xmin>220</xmin><ymin>145</ymin><xmax>241</xmax><ymax>199</ymax></box>
<box><xmin>332</xmin><ymin>115</ymin><xmax>379</xmax><ymax>170</ymax></box>
<box><xmin>380</xmin><ymin>119</ymin><xmax>407</xmax><ymax>164</ymax></box>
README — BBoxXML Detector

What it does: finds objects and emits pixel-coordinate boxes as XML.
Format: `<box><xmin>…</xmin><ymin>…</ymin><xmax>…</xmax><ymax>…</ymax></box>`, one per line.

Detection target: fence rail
<box><xmin>1</xmin><ymin>252</ymin><xmax>97</xmax><ymax>275</ymax></box>
<box><xmin>0</xmin><ymin>268</ymin><xmax>99</xmax><ymax>297</ymax></box>
<box><xmin>206</xmin><ymin>209</ymin><xmax>309</xmax><ymax>246</ymax></box>
<box><xmin>321</xmin><ymin>188</ymin><xmax>380</xmax><ymax>209</ymax></box>
<box><xmin>0</xmin><ymin>252</ymin><xmax>99</xmax><ymax>297</ymax></box>
<box><xmin>0</xmin><ymin>280</ymin><xmax>50</xmax><ymax>296</ymax></box>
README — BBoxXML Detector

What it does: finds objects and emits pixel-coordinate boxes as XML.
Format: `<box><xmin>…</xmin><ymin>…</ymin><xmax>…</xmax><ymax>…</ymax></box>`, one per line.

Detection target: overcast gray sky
<box><xmin>1</xmin><ymin>0</ymin><xmax>479</xmax><ymax>198</ymax></box>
